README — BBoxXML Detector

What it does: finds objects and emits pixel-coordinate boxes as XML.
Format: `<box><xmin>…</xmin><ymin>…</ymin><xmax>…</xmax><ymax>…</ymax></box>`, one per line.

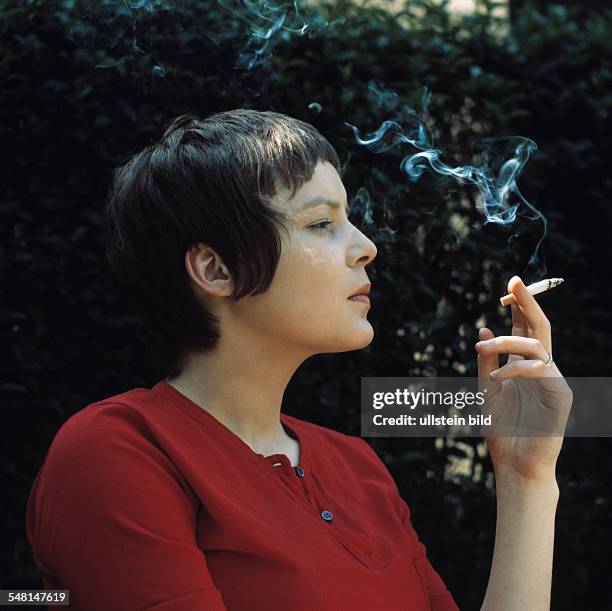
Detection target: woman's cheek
<box><xmin>299</xmin><ymin>243</ymin><xmax>330</xmax><ymax>268</ymax></box>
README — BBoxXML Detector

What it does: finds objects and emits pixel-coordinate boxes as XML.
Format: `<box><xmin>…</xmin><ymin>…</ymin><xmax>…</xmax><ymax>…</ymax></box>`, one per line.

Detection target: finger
<box><xmin>475</xmin><ymin>335</ymin><xmax>549</xmax><ymax>361</ymax></box>
<box><xmin>511</xmin><ymin>302</ymin><xmax>528</xmax><ymax>336</ymax></box>
<box><xmin>476</xmin><ymin>327</ymin><xmax>499</xmax><ymax>380</ymax></box>
<box><xmin>490</xmin><ymin>358</ymin><xmax>559</xmax><ymax>381</ymax></box>
<box><xmin>507</xmin><ymin>276</ymin><xmax>552</xmax><ymax>352</ymax></box>
<box><xmin>509</xmin><ymin>303</ymin><xmax>528</xmax><ymax>363</ymax></box>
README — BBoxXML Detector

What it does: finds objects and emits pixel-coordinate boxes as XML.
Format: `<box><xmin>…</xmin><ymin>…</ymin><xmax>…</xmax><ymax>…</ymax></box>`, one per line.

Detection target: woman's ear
<box><xmin>185</xmin><ymin>243</ymin><xmax>233</xmax><ymax>298</ymax></box>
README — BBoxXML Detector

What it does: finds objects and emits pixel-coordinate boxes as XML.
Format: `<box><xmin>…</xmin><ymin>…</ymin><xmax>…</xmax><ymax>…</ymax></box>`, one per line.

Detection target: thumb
<box><xmin>476</xmin><ymin>327</ymin><xmax>499</xmax><ymax>380</ymax></box>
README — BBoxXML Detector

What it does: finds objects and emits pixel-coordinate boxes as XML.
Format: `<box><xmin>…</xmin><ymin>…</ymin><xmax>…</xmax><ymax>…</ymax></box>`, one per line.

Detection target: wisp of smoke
<box><xmin>347</xmin><ymin>85</ymin><xmax>548</xmax><ymax>275</ymax></box>
<box><xmin>217</xmin><ymin>0</ymin><xmax>346</xmax><ymax>69</ymax></box>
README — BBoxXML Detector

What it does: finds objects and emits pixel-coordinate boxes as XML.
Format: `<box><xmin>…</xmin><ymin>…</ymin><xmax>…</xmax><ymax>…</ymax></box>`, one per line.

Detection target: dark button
<box><xmin>321</xmin><ymin>510</ymin><xmax>333</xmax><ymax>522</ymax></box>
<box><xmin>295</xmin><ymin>466</ymin><xmax>305</xmax><ymax>478</ymax></box>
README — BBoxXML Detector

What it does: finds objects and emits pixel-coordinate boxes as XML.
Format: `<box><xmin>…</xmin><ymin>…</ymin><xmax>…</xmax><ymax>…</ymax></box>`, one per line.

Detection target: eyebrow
<box><xmin>294</xmin><ymin>196</ymin><xmax>350</xmax><ymax>215</ymax></box>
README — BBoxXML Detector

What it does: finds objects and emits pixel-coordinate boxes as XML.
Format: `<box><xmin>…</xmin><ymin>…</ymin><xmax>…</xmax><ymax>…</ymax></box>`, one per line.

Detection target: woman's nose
<box><xmin>351</xmin><ymin>230</ymin><xmax>377</xmax><ymax>266</ymax></box>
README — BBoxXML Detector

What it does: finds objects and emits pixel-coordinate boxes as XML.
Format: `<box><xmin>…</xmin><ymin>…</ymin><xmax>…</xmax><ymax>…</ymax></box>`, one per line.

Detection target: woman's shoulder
<box><xmin>27</xmin><ymin>386</ymin><xmax>197</xmax><ymax>529</ymax></box>
<box><xmin>40</xmin><ymin>385</ymin><xmax>173</xmax><ymax>473</ymax></box>
<box><xmin>25</xmin><ymin>388</ymin><xmax>202</xmax><ymax>589</ymax></box>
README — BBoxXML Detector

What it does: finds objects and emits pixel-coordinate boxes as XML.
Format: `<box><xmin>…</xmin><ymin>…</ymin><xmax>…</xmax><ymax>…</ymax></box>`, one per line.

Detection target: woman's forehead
<box><xmin>284</xmin><ymin>162</ymin><xmax>347</xmax><ymax>213</ymax></box>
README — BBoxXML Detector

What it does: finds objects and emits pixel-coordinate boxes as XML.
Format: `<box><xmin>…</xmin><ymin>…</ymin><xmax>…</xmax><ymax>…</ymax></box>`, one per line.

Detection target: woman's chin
<box><xmin>334</xmin><ymin>321</ymin><xmax>374</xmax><ymax>352</ymax></box>
<box><xmin>302</xmin><ymin>319</ymin><xmax>374</xmax><ymax>354</ymax></box>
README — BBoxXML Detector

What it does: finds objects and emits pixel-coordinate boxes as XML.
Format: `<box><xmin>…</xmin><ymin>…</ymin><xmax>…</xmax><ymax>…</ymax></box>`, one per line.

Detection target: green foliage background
<box><xmin>2</xmin><ymin>1</ymin><xmax>610</xmax><ymax>609</ymax></box>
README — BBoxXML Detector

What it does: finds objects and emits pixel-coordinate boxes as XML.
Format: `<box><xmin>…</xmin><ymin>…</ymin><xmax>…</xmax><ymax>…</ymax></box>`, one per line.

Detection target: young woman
<box><xmin>26</xmin><ymin>110</ymin><xmax>572</xmax><ymax>610</ymax></box>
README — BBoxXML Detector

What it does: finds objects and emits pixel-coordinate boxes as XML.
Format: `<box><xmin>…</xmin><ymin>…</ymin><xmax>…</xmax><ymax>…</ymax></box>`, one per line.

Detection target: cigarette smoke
<box><xmin>76</xmin><ymin>1</ymin><xmax>344</xmax><ymax>74</ymax></box>
<box><xmin>71</xmin><ymin>1</ymin><xmax>547</xmax><ymax>274</ymax></box>
<box><xmin>347</xmin><ymin>84</ymin><xmax>548</xmax><ymax>276</ymax></box>
<box><xmin>216</xmin><ymin>0</ymin><xmax>345</xmax><ymax>69</ymax></box>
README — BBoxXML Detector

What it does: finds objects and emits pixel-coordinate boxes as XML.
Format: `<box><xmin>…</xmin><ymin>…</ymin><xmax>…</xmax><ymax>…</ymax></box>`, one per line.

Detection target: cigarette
<box><xmin>500</xmin><ymin>278</ymin><xmax>565</xmax><ymax>306</ymax></box>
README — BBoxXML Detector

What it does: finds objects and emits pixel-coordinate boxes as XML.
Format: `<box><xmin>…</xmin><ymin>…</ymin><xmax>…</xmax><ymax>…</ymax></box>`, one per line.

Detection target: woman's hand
<box><xmin>475</xmin><ymin>276</ymin><xmax>573</xmax><ymax>485</ymax></box>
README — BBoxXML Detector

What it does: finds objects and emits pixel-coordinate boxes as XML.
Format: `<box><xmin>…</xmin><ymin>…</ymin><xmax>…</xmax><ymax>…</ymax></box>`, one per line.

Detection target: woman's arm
<box><xmin>480</xmin><ymin>470</ymin><xmax>559</xmax><ymax>611</ymax></box>
<box><xmin>475</xmin><ymin>276</ymin><xmax>573</xmax><ymax>611</ymax></box>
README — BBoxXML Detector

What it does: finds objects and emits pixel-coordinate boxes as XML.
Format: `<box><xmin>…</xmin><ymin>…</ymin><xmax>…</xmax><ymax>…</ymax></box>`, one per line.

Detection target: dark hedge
<box><xmin>1</xmin><ymin>1</ymin><xmax>610</xmax><ymax>609</ymax></box>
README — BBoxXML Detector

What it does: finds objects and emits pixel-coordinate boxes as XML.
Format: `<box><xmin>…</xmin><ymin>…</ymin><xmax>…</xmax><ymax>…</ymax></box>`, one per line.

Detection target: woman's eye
<box><xmin>308</xmin><ymin>220</ymin><xmax>333</xmax><ymax>231</ymax></box>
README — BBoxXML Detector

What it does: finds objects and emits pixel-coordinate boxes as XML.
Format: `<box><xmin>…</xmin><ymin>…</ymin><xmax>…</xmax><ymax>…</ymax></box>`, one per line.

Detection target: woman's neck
<box><xmin>166</xmin><ymin>332</ymin><xmax>308</xmax><ymax>452</ymax></box>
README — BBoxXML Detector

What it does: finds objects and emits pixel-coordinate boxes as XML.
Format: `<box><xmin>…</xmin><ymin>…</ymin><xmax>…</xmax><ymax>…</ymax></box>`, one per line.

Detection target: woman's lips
<box><xmin>348</xmin><ymin>295</ymin><xmax>370</xmax><ymax>305</ymax></box>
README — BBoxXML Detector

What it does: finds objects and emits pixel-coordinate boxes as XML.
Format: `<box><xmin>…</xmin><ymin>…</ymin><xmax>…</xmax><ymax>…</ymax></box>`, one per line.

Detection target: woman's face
<box><xmin>234</xmin><ymin>161</ymin><xmax>378</xmax><ymax>355</ymax></box>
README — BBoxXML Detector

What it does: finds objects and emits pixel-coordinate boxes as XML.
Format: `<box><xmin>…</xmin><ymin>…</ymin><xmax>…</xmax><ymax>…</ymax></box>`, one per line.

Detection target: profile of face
<box><xmin>188</xmin><ymin>161</ymin><xmax>378</xmax><ymax>357</ymax></box>
<box><xmin>237</xmin><ymin>161</ymin><xmax>378</xmax><ymax>355</ymax></box>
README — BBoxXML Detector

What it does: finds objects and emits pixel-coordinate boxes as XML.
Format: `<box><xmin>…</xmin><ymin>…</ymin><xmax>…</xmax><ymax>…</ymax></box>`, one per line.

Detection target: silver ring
<box><xmin>543</xmin><ymin>352</ymin><xmax>554</xmax><ymax>368</ymax></box>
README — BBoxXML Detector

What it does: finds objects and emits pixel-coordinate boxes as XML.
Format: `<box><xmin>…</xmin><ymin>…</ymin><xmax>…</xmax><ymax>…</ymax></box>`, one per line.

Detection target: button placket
<box><xmin>277</xmin><ymin>469</ymin><xmax>386</xmax><ymax>568</ymax></box>
<box><xmin>297</xmin><ymin>467</ymin><xmax>316</xmax><ymax>506</ymax></box>
<box><xmin>267</xmin><ymin>461</ymin><xmax>317</xmax><ymax>510</ymax></box>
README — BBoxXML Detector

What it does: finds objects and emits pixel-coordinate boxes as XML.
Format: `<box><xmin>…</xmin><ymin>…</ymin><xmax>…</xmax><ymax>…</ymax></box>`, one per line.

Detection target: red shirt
<box><xmin>26</xmin><ymin>380</ymin><xmax>459</xmax><ymax>611</ymax></box>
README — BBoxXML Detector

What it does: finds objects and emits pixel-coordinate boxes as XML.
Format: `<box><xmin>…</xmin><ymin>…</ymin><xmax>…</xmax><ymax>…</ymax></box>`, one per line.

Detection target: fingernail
<box><xmin>490</xmin><ymin>369</ymin><xmax>502</xmax><ymax>378</ymax></box>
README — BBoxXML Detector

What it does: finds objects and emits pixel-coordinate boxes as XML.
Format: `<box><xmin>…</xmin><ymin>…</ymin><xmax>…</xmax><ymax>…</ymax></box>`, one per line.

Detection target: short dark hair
<box><xmin>105</xmin><ymin>109</ymin><xmax>341</xmax><ymax>381</ymax></box>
